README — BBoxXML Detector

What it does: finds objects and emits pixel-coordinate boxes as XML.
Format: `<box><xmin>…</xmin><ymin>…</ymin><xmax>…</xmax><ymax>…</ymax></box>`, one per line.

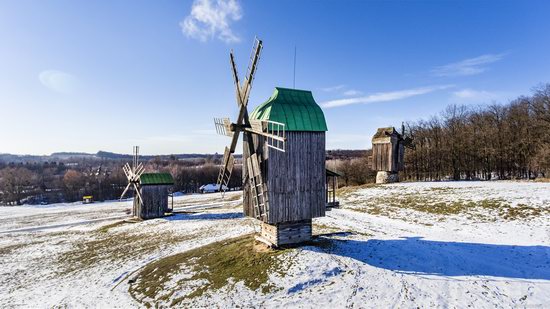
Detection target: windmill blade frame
<box><xmin>120</xmin><ymin>182</ymin><xmax>132</xmax><ymax>200</ymax></box>
<box><xmin>240</xmin><ymin>38</ymin><xmax>263</xmax><ymax>109</ymax></box>
<box><xmin>132</xmin><ymin>182</ymin><xmax>143</xmax><ymax>204</ymax></box>
<box><xmin>134</xmin><ymin>164</ymin><xmax>145</xmax><ymax>179</ymax></box>
<box><xmin>214</xmin><ymin>118</ymin><xmax>233</xmax><ymax>137</ymax></box>
<box><xmin>123</xmin><ymin>163</ymin><xmax>132</xmax><ymax>179</ymax></box>
<box><xmin>216</xmin><ymin>38</ymin><xmax>264</xmax><ymax>192</ymax></box>
<box><xmin>217</xmin><ymin>146</ymin><xmax>235</xmax><ymax>193</ymax></box>
<box><xmin>245</xmin><ymin>120</ymin><xmax>286</xmax><ymax>152</ymax></box>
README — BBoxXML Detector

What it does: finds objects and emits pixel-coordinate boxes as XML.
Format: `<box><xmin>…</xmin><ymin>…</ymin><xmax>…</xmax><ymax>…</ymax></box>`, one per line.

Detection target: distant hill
<box><xmin>51</xmin><ymin>152</ymin><xmax>97</xmax><ymax>160</ymax></box>
<box><xmin>95</xmin><ymin>151</ymin><xmax>231</xmax><ymax>161</ymax></box>
<box><xmin>0</xmin><ymin>151</ymin><xmax>233</xmax><ymax>163</ymax></box>
<box><xmin>1</xmin><ymin>149</ymin><xmax>363</xmax><ymax>163</ymax></box>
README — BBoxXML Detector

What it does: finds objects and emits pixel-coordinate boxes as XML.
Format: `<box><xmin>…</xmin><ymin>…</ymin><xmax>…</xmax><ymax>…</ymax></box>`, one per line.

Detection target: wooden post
<box><xmin>332</xmin><ymin>175</ymin><xmax>336</xmax><ymax>204</ymax></box>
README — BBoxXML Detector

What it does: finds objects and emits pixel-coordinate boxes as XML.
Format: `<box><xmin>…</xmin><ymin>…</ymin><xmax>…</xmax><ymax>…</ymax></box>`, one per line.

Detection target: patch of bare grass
<box><xmin>337</xmin><ymin>183</ymin><xmax>381</xmax><ymax>198</ymax></box>
<box><xmin>96</xmin><ymin>220</ymin><xmax>130</xmax><ymax>233</ymax></box>
<box><xmin>344</xmin><ymin>191</ymin><xmax>549</xmax><ymax>222</ymax></box>
<box><xmin>0</xmin><ymin>243</ymin><xmax>26</xmax><ymax>257</ymax></box>
<box><xmin>128</xmin><ymin>234</ymin><xmax>290</xmax><ymax>307</ymax></box>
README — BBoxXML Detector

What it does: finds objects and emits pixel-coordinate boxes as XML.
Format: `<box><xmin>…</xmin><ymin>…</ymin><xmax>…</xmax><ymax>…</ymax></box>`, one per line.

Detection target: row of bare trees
<box><xmin>403</xmin><ymin>84</ymin><xmax>550</xmax><ymax>181</ymax></box>
<box><xmin>0</xmin><ymin>158</ymin><xmax>246</xmax><ymax>205</ymax></box>
<box><xmin>0</xmin><ymin>158</ymin><xmax>242</xmax><ymax>205</ymax></box>
<box><xmin>0</xmin><ymin>161</ymin><xmax>129</xmax><ymax>205</ymax></box>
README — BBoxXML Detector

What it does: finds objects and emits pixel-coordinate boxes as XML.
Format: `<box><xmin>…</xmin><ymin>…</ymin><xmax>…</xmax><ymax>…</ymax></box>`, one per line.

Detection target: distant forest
<box><xmin>402</xmin><ymin>84</ymin><xmax>550</xmax><ymax>181</ymax></box>
<box><xmin>0</xmin><ymin>156</ymin><xmax>243</xmax><ymax>206</ymax></box>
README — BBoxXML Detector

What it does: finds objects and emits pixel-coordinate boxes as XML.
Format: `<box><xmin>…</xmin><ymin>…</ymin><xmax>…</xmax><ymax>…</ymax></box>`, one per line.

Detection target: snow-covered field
<box><xmin>1</xmin><ymin>181</ymin><xmax>549</xmax><ymax>308</ymax></box>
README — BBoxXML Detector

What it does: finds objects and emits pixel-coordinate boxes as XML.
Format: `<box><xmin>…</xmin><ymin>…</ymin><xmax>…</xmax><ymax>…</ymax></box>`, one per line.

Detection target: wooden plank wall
<box><xmin>373</xmin><ymin>143</ymin><xmax>392</xmax><ymax>172</ymax></box>
<box><xmin>138</xmin><ymin>185</ymin><xmax>170</xmax><ymax>219</ymax></box>
<box><xmin>260</xmin><ymin>220</ymin><xmax>312</xmax><ymax>246</ymax></box>
<box><xmin>373</xmin><ymin>134</ymin><xmax>406</xmax><ymax>173</ymax></box>
<box><xmin>267</xmin><ymin>132</ymin><xmax>326</xmax><ymax>224</ymax></box>
<box><xmin>243</xmin><ymin>131</ymin><xmax>326</xmax><ymax>224</ymax></box>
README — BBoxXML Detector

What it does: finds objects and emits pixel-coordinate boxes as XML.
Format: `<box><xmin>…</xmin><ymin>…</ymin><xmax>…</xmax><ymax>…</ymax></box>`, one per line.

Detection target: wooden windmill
<box><xmin>121</xmin><ymin>146</ymin><xmax>145</xmax><ymax>216</ymax></box>
<box><xmin>371</xmin><ymin>124</ymin><xmax>414</xmax><ymax>183</ymax></box>
<box><xmin>215</xmin><ymin>38</ymin><xmax>329</xmax><ymax>247</ymax></box>
<box><xmin>120</xmin><ymin>146</ymin><xmax>174</xmax><ymax>220</ymax></box>
<box><xmin>214</xmin><ymin>37</ymin><xmax>286</xmax><ymax>220</ymax></box>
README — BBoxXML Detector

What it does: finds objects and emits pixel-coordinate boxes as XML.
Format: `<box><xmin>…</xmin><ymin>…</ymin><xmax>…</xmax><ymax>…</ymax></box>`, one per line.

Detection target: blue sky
<box><xmin>1</xmin><ymin>0</ymin><xmax>549</xmax><ymax>155</ymax></box>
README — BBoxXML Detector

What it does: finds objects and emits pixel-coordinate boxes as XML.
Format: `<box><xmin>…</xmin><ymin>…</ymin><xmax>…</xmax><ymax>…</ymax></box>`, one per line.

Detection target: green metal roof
<box><xmin>250</xmin><ymin>87</ymin><xmax>328</xmax><ymax>132</ymax></box>
<box><xmin>140</xmin><ymin>173</ymin><xmax>174</xmax><ymax>186</ymax></box>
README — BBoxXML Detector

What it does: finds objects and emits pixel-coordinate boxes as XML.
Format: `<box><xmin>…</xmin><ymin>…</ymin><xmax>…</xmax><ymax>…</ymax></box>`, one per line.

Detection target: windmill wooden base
<box><xmin>256</xmin><ymin>220</ymin><xmax>312</xmax><ymax>247</ymax></box>
<box><xmin>375</xmin><ymin>171</ymin><xmax>400</xmax><ymax>184</ymax></box>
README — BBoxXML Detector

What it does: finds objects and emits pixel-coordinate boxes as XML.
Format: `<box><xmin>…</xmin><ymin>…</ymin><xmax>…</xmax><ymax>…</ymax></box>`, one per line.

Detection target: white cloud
<box><xmin>321</xmin><ymin>84</ymin><xmax>346</xmax><ymax>92</ymax></box>
<box><xmin>452</xmin><ymin>88</ymin><xmax>504</xmax><ymax>102</ymax></box>
<box><xmin>321</xmin><ymin>85</ymin><xmax>453</xmax><ymax>108</ymax></box>
<box><xmin>38</xmin><ymin>70</ymin><xmax>78</xmax><ymax>94</ymax></box>
<box><xmin>432</xmin><ymin>53</ymin><xmax>505</xmax><ymax>77</ymax></box>
<box><xmin>180</xmin><ymin>0</ymin><xmax>242</xmax><ymax>43</ymax></box>
<box><xmin>343</xmin><ymin>89</ymin><xmax>362</xmax><ymax>96</ymax></box>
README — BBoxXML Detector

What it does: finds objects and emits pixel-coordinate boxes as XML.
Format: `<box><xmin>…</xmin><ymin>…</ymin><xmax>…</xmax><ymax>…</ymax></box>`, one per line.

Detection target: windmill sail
<box><xmin>214</xmin><ymin>37</ymin><xmax>285</xmax><ymax>216</ymax></box>
<box><xmin>247</xmin><ymin>153</ymin><xmax>268</xmax><ymax>220</ymax></box>
<box><xmin>214</xmin><ymin>118</ymin><xmax>233</xmax><ymax>137</ymax></box>
<box><xmin>217</xmin><ymin>147</ymin><xmax>235</xmax><ymax>191</ymax></box>
<box><xmin>120</xmin><ymin>146</ymin><xmax>145</xmax><ymax>217</ymax></box>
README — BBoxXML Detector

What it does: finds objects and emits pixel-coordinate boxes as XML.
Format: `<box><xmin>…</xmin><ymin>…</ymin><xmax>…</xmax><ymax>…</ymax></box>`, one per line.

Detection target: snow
<box><xmin>1</xmin><ymin>181</ymin><xmax>549</xmax><ymax>308</ymax></box>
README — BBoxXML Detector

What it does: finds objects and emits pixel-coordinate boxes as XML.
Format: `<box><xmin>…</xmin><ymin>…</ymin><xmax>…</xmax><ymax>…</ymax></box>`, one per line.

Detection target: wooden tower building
<box><xmin>371</xmin><ymin>127</ymin><xmax>412</xmax><ymax>183</ymax></box>
<box><xmin>246</xmin><ymin>87</ymin><xmax>328</xmax><ymax>246</ymax></box>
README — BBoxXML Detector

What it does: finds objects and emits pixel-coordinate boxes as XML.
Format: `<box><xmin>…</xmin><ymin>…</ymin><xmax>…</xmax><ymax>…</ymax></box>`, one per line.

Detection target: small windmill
<box><xmin>214</xmin><ymin>37</ymin><xmax>286</xmax><ymax>220</ymax></box>
<box><xmin>371</xmin><ymin>124</ymin><xmax>415</xmax><ymax>183</ymax></box>
<box><xmin>120</xmin><ymin>146</ymin><xmax>145</xmax><ymax>216</ymax></box>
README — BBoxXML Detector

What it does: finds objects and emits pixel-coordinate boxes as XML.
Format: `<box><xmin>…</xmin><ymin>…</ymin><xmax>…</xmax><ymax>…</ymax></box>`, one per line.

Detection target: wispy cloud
<box><xmin>321</xmin><ymin>85</ymin><xmax>453</xmax><ymax>108</ymax></box>
<box><xmin>180</xmin><ymin>0</ymin><xmax>242</xmax><ymax>43</ymax></box>
<box><xmin>343</xmin><ymin>89</ymin><xmax>362</xmax><ymax>96</ymax></box>
<box><xmin>432</xmin><ymin>53</ymin><xmax>505</xmax><ymax>77</ymax></box>
<box><xmin>321</xmin><ymin>84</ymin><xmax>346</xmax><ymax>92</ymax></box>
<box><xmin>452</xmin><ymin>88</ymin><xmax>507</xmax><ymax>103</ymax></box>
<box><xmin>38</xmin><ymin>70</ymin><xmax>78</xmax><ymax>94</ymax></box>
<box><xmin>321</xmin><ymin>85</ymin><xmax>362</xmax><ymax>96</ymax></box>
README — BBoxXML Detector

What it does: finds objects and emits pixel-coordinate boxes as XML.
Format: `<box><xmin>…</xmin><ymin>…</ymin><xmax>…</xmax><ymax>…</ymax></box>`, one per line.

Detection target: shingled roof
<box><xmin>372</xmin><ymin>127</ymin><xmax>402</xmax><ymax>143</ymax></box>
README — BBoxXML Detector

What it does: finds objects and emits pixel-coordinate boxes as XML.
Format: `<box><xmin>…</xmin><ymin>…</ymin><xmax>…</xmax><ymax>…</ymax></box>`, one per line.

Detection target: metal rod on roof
<box><xmin>293</xmin><ymin>45</ymin><xmax>297</xmax><ymax>89</ymax></box>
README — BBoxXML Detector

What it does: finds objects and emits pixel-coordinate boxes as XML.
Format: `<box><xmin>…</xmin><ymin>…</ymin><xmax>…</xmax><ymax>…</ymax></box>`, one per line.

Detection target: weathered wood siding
<box><xmin>372</xmin><ymin>143</ymin><xmax>392</xmax><ymax>172</ymax></box>
<box><xmin>260</xmin><ymin>220</ymin><xmax>312</xmax><ymax>246</ymax></box>
<box><xmin>243</xmin><ymin>131</ymin><xmax>326</xmax><ymax>224</ymax></box>
<box><xmin>137</xmin><ymin>185</ymin><xmax>170</xmax><ymax>219</ymax></box>
<box><xmin>372</xmin><ymin>135</ymin><xmax>404</xmax><ymax>173</ymax></box>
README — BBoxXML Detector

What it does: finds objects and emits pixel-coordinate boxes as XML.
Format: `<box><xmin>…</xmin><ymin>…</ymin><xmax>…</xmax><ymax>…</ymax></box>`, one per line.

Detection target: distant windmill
<box><xmin>119</xmin><ymin>146</ymin><xmax>175</xmax><ymax>219</ymax></box>
<box><xmin>214</xmin><ymin>37</ymin><xmax>286</xmax><ymax>220</ymax></box>
<box><xmin>120</xmin><ymin>146</ymin><xmax>145</xmax><ymax>216</ymax></box>
<box><xmin>371</xmin><ymin>124</ymin><xmax>415</xmax><ymax>184</ymax></box>
<box><xmin>215</xmin><ymin>37</ymin><xmax>329</xmax><ymax>247</ymax></box>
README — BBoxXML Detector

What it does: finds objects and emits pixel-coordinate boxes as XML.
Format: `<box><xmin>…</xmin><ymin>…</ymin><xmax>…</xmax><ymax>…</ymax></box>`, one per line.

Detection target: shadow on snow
<box><xmin>309</xmin><ymin>236</ymin><xmax>550</xmax><ymax>280</ymax></box>
<box><xmin>164</xmin><ymin>211</ymin><xmax>243</xmax><ymax>221</ymax></box>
